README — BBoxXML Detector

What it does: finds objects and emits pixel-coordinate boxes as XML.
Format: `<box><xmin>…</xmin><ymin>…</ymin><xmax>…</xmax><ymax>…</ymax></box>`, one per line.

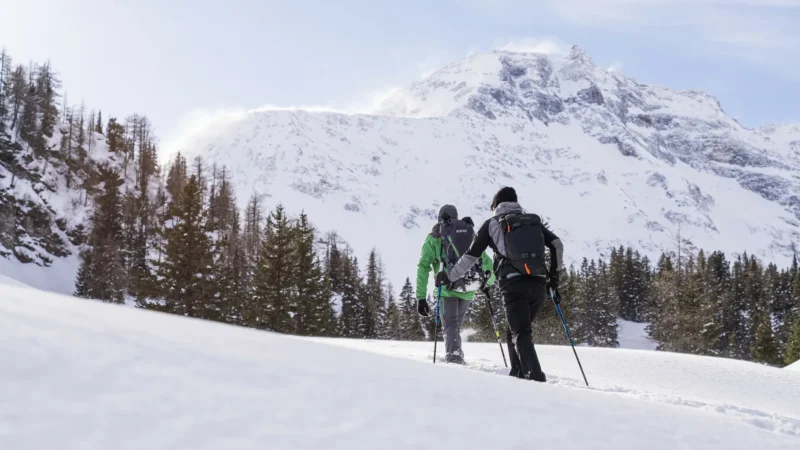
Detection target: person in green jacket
<box><xmin>416</xmin><ymin>205</ymin><xmax>495</xmax><ymax>364</ymax></box>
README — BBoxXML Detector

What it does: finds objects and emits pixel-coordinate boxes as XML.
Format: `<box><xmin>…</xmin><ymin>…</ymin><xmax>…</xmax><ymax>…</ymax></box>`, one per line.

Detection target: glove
<box><xmin>435</xmin><ymin>271</ymin><xmax>452</xmax><ymax>288</ymax></box>
<box><xmin>548</xmin><ymin>271</ymin><xmax>560</xmax><ymax>290</ymax></box>
<box><xmin>480</xmin><ymin>270</ymin><xmax>492</xmax><ymax>290</ymax></box>
<box><xmin>417</xmin><ymin>299</ymin><xmax>430</xmax><ymax>317</ymax></box>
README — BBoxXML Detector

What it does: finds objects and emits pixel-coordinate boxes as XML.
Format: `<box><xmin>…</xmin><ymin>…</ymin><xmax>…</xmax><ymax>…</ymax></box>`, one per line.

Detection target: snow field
<box><xmin>2</xmin><ymin>280</ymin><xmax>799</xmax><ymax>450</ymax></box>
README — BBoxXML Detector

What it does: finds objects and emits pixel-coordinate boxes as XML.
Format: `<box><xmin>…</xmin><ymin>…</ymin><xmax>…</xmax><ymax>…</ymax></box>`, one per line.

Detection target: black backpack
<box><xmin>438</xmin><ymin>217</ymin><xmax>483</xmax><ymax>292</ymax></box>
<box><xmin>497</xmin><ymin>213</ymin><xmax>547</xmax><ymax>277</ymax></box>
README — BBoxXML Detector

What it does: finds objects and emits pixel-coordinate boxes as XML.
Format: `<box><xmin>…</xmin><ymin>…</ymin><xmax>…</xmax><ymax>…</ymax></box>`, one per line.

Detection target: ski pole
<box><xmin>433</xmin><ymin>285</ymin><xmax>442</xmax><ymax>364</ymax></box>
<box><xmin>481</xmin><ymin>287</ymin><xmax>508</xmax><ymax>368</ymax></box>
<box><xmin>550</xmin><ymin>287</ymin><xmax>589</xmax><ymax>386</ymax></box>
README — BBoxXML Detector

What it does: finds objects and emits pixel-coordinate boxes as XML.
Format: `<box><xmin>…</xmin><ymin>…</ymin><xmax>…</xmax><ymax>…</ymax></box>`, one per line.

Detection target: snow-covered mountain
<box><xmin>177</xmin><ymin>46</ymin><xmax>800</xmax><ymax>289</ymax></box>
<box><xmin>3</xmin><ymin>279</ymin><xmax>799</xmax><ymax>448</ymax></box>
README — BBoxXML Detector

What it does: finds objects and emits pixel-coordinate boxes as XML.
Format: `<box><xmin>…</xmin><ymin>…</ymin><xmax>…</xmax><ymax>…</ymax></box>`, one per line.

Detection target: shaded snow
<box><xmin>617</xmin><ymin>318</ymin><xmax>659</xmax><ymax>351</ymax></box>
<box><xmin>0</xmin><ymin>253</ymin><xmax>79</xmax><ymax>294</ymax></box>
<box><xmin>2</xmin><ymin>280</ymin><xmax>799</xmax><ymax>449</ymax></box>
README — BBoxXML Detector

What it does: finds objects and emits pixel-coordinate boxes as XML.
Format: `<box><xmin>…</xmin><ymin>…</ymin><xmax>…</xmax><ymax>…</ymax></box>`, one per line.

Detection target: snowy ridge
<box><xmin>176</xmin><ymin>47</ymin><xmax>800</xmax><ymax>290</ymax></box>
<box><xmin>2</xmin><ymin>280</ymin><xmax>799</xmax><ymax>449</ymax></box>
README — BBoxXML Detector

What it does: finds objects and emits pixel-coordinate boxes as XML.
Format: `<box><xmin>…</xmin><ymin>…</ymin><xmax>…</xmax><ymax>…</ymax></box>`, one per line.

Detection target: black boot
<box><xmin>445</xmin><ymin>351</ymin><xmax>466</xmax><ymax>365</ymax></box>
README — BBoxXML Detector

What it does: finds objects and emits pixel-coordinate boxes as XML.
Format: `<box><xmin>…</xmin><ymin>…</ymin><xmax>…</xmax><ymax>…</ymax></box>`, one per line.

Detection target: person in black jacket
<box><xmin>436</xmin><ymin>187</ymin><xmax>563</xmax><ymax>382</ymax></box>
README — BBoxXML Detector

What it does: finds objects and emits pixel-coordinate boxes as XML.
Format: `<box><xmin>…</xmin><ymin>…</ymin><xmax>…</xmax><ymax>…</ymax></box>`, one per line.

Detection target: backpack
<box><xmin>497</xmin><ymin>213</ymin><xmax>547</xmax><ymax>277</ymax></box>
<box><xmin>438</xmin><ymin>217</ymin><xmax>483</xmax><ymax>292</ymax></box>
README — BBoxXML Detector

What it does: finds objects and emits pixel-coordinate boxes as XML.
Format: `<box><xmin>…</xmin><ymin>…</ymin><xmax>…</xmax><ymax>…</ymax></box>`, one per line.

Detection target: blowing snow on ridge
<box><xmin>174</xmin><ymin>46</ymin><xmax>800</xmax><ymax>286</ymax></box>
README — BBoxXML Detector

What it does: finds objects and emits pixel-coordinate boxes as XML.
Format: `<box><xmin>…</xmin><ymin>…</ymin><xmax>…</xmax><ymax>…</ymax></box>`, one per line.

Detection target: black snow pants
<box><xmin>501</xmin><ymin>275</ymin><xmax>547</xmax><ymax>382</ymax></box>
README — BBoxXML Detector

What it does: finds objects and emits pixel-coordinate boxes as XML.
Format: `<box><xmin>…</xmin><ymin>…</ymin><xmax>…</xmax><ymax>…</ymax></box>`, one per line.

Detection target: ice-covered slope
<box><xmin>177</xmin><ymin>47</ymin><xmax>799</xmax><ymax>288</ymax></box>
<box><xmin>2</xmin><ymin>280</ymin><xmax>799</xmax><ymax>449</ymax></box>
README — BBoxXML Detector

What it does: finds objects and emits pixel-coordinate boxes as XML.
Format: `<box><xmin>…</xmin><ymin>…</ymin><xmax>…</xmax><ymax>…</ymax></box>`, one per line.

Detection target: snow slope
<box><xmin>175</xmin><ymin>47</ymin><xmax>800</xmax><ymax>291</ymax></box>
<box><xmin>788</xmin><ymin>360</ymin><xmax>800</xmax><ymax>372</ymax></box>
<box><xmin>2</xmin><ymin>280</ymin><xmax>799</xmax><ymax>449</ymax></box>
<box><xmin>616</xmin><ymin>318</ymin><xmax>659</xmax><ymax>350</ymax></box>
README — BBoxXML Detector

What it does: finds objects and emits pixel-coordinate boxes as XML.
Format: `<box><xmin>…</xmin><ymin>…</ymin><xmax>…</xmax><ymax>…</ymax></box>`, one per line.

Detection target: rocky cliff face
<box><xmin>0</xmin><ymin>125</ymin><xmax>129</xmax><ymax>292</ymax></box>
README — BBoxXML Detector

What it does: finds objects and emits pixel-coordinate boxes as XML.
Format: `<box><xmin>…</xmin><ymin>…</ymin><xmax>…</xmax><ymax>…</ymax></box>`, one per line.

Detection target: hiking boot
<box><xmin>524</xmin><ymin>370</ymin><xmax>547</xmax><ymax>382</ymax></box>
<box><xmin>445</xmin><ymin>351</ymin><xmax>466</xmax><ymax>365</ymax></box>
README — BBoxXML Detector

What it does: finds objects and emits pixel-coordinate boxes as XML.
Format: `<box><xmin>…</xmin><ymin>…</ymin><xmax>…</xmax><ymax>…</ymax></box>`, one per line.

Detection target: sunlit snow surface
<box><xmin>2</xmin><ymin>279</ymin><xmax>799</xmax><ymax>450</ymax></box>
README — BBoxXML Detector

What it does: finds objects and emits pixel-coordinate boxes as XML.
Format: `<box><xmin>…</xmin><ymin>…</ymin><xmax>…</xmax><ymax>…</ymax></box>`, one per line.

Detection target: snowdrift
<box><xmin>2</xmin><ymin>280</ymin><xmax>799</xmax><ymax>449</ymax></box>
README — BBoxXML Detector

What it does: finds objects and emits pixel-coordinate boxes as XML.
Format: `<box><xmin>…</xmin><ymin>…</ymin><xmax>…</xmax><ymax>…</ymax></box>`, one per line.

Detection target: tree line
<box><xmin>533</xmin><ymin>246</ymin><xmax>800</xmax><ymax>367</ymax></box>
<box><xmin>75</xmin><ymin>147</ymin><xmax>432</xmax><ymax>339</ymax></box>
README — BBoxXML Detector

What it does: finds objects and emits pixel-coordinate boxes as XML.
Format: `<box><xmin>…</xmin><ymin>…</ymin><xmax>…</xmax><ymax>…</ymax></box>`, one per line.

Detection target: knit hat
<box><xmin>491</xmin><ymin>187</ymin><xmax>517</xmax><ymax>210</ymax></box>
<box><xmin>438</xmin><ymin>204</ymin><xmax>458</xmax><ymax>222</ymax></box>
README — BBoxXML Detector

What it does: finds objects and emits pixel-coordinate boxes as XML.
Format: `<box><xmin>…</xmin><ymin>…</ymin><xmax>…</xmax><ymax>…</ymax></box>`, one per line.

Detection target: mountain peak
<box><xmin>568</xmin><ymin>45</ymin><xmax>592</xmax><ymax>64</ymax></box>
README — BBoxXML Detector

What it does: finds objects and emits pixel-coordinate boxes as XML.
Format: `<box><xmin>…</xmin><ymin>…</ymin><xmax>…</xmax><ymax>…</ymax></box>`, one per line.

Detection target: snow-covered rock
<box><xmin>177</xmin><ymin>47</ymin><xmax>800</xmax><ymax>290</ymax></box>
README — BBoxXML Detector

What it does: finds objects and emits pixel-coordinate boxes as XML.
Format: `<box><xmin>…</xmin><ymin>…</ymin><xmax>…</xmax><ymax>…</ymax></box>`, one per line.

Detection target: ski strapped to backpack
<box><xmin>438</xmin><ymin>217</ymin><xmax>484</xmax><ymax>292</ymax></box>
<box><xmin>497</xmin><ymin>213</ymin><xmax>548</xmax><ymax>278</ymax></box>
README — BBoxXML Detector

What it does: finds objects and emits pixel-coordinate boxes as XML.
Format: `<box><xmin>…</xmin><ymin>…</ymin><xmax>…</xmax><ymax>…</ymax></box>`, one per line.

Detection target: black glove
<box><xmin>435</xmin><ymin>271</ymin><xmax>452</xmax><ymax>288</ymax></box>
<box><xmin>417</xmin><ymin>299</ymin><xmax>430</xmax><ymax>317</ymax></box>
<box><xmin>549</xmin><ymin>272</ymin><xmax>560</xmax><ymax>290</ymax></box>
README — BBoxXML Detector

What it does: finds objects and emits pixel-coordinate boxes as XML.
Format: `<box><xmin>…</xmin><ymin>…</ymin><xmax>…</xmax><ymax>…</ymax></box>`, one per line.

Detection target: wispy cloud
<box><xmin>499</xmin><ymin>37</ymin><xmax>568</xmax><ymax>55</ymax></box>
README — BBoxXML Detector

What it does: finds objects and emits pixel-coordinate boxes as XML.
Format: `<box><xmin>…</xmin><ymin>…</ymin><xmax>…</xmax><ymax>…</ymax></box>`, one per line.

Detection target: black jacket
<box><xmin>448</xmin><ymin>202</ymin><xmax>564</xmax><ymax>282</ymax></box>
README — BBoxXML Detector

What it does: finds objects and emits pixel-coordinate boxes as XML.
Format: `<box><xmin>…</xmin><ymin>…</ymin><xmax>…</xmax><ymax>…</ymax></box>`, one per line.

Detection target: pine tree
<box><xmin>385</xmin><ymin>289</ymin><xmax>401</xmax><ymax>340</ymax></box>
<box><xmin>339</xmin><ymin>256</ymin><xmax>363</xmax><ymax>337</ymax></box>
<box><xmin>73</xmin><ymin>249</ymin><xmax>93</xmax><ymax>298</ymax></box>
<box><xmin>361</xmin><ymin>250</ymin><xmax>384</xmax><ymax>338</ymax></box>
<box><xmin>18</xmin><ymin>66</ymin><xmax>38</xmax><ymax>147</ymax></box>
<box><xmin>78</xmin><ymin>169</ymin><xmax>126</xmax><ymax>302</ymax></box>
<box><xmin>669</xmin><ymin>256</ymin><xmax>707</xmax><ymax>354</ymax></box>
<box><xmin>784</xmin><ymin>316</ymin><xmax>800</xmax><ymax>366</ymax></box>
<box><xmin>95</xmin><ymin>110</ymin><xmax>103</xmax><ymax>134</ymax></box>
<box><xmin>649</xmin><ymin>254</ymin><xmax>680</xmax><ymax>348</ymax></box>
<box><xmin>752</xmin><ymin>313</ymin><xmax>780</xmax><ymax>366</ymax></box>
<box><xmin>705</xmin><ymin>251</ymin><xmax>732</xmax><ymax>354</ymax></box>
<box><xmin>326</xmin><ymin>234</ymin><xmax>344</xmax><ymax>294</ymax></box>
<box><xmin>74</xmin><ymin>104</ymin><xmax>86</xmax><ymax>161</ymax></box>
<box><xmin>157</xmin><ymin>175</ymin><xmax>214</xmax><ymax>317</ymax></box>
<box><xmin>0</xmin><ymin>48</ymin><xmax>11</xmax><ymax>131</ymax></box>
<box><xmin>399</xmin><ymin>277</ymin><xmax>424</xmax><ymax>340</ymax></box>
<box><xmin>106</xmin><ymin>118</ymin><xmax>124</xmax><ymax>154</ymax></box>
<box><xmin>293</xmin><ymin>212</ymin><xmax>334</xmax><ymax>336</ymax></box>
<box><xmin>35</xmin><ymin>62</ymin><xmax>60</xmax><ymax>142</ymax></box>
<box><xmin>728</xmin><ymin>256</ymin><xmax>749</xmax><ymax>359</ymax></box>
<box><xmin>792</xmin><ymin>259</ymin><xmax>800</xmax><ymax>322</ymax></box>
<box><xmin>8</xmin><ymin>65</ymin><xmax>27</xmax><ymax>131</ymax></box>
<box><xmin>594</xmin><ymin>260</ymin><xmax>619</xmax><ymax>347</ymax></box>
<box><xmin>221</xmin><ymin>208</ymin><xmax>249</xmax><ymax>324</ymax></box>
<box><xmin>251</xmin><ymin>205</ymin><xmax>296</xmax><ymax>333</ymax></box>
<box><xmin>740</xmin><ymin>256</ymin><xmax>764</xmax><ymax>359</ymax></box>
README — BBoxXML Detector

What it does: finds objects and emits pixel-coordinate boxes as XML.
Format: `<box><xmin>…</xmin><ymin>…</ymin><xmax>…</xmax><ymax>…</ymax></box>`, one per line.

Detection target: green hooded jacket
<box><xmin>415</xmin><ymin>233</ymin><xmax>495</xmax><ymax>301</ymax></box>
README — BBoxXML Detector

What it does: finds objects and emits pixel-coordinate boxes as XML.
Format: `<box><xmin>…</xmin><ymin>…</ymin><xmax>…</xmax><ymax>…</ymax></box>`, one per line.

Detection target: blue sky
<box><xmin>3</xmin><ymin>0</ymin><xmax>799</xmax><ymax>152</ymax></box>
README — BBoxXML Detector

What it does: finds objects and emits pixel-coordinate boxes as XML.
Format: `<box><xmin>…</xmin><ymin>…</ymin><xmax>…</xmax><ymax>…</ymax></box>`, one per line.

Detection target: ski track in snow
<box><xmin>317</xmin><ymin>339</ymin><xmax>800</xmax><ymax>438</ymax></box>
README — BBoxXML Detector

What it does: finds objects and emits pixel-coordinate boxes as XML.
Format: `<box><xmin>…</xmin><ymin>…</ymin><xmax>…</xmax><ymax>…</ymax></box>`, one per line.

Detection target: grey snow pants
<box><xmin>439</xmin><ymin>296</ymin><xmax>470</xmax><ymax>356</ymax></box>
